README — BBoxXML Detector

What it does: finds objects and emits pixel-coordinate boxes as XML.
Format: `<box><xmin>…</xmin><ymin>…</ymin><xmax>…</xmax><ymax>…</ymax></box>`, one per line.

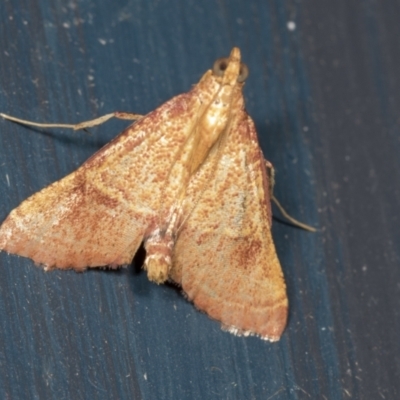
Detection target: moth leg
<box><xmin>264</xmin><ymin>159</ymin><xmax>275</xmax><ymax>196</ymax></box>
<box><xmin>264</xmin><ymin>159</ymin><xmax>316</xmax><ymax>232</ymax></box>
<box><xmin>0</xmin><ymin>112</ymin><xmax>143</xmax><ymax>131</ymax></box>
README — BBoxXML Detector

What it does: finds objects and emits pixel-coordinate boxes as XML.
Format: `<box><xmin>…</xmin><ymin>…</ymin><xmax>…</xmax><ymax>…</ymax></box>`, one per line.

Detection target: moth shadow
<box><xmin>28</xmin><ymin>127</ymin><xmax>108</xmax><ymax>152</ymax></box>
<box><xmin>272</xmin><ymin>216</ymin><xmax>307</xmax><ymax>230</ymax></box>
<box><xmin>13</xmin><ymin>123</ymin><xmax>121</xmax><ymax>151</ymax></box>
<box><xmin>130</xmin><ymin>244</ymin><xmax>146</xmax><ymax>276</ymax></box>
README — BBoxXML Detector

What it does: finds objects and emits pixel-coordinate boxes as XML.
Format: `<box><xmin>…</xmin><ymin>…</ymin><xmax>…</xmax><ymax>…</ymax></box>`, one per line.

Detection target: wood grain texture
<box><xmin>0</xmin><ymin>0</ymin><xmax>399</xmax><ymax>399</ymax></box>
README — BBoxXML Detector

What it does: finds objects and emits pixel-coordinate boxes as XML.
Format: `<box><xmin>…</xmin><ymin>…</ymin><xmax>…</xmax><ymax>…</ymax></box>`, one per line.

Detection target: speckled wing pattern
<box><xmin>0</xmin><ymin>47</ymin><xmax>288</xmax><ymax>341</ymax></box>
<box><xmin>170</xmin><ymin>113</ymin><xmax>287</xmax><ymax>341</ymax></box>
<box><xmin>0</xmin><ymin>91</ymin><xmax>203</xmax><ymax>270</ymax></box>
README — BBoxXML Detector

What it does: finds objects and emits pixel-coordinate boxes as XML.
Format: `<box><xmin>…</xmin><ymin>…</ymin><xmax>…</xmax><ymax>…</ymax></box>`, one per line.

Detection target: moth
<box><xmin>0</xmin><ymin>47</ymin><xmax>296</xmax><ymax>341</ymax></box>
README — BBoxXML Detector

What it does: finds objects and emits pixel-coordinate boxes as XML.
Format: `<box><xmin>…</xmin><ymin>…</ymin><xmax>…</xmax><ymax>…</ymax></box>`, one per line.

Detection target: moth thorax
<box><xmin>144</xmin><ymin>231</ymin><xmax>174</xmax><ymax>284</ymax></box>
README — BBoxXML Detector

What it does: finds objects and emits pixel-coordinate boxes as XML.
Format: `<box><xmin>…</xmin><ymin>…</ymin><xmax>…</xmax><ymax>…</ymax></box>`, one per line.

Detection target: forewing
<box><xmin>170</xmin><ymin>114</ymin><xmax>288</xmax><ymax>341</ymax></box>
<box><xmin>0</xmin><ymin>90</ymin><xmax>205</xmax><ymax>270</ymax></box>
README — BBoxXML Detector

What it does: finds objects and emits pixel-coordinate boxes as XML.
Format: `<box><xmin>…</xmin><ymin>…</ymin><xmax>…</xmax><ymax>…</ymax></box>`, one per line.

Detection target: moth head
<box><xmin>212</xmin><ymin>56</ymin><xmax>249</xmax><ymax>83</ymax></box>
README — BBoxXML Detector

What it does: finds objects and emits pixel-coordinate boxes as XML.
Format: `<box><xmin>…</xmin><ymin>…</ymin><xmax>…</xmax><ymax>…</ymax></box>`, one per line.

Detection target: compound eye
<box><xmin>237</xmin><ymin>63</ymin><xmax>249</xmax><ymax>83</ymax></box>
<box><xmin>212</xmin><ymin>57</ymin><xmax>229</xmax><ymax>77</ymax></box>
<box><xmin>212</xmin><ymin>57</ymin><xmax>249</xmax><ymax>82</ymax></box>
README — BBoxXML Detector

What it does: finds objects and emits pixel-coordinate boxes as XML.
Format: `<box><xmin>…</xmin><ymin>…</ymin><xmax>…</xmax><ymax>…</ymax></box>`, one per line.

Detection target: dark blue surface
<box><xmin>1</xmin><ymin>1</ymin><xmax>399</xmax><ymax>399</ymax></box>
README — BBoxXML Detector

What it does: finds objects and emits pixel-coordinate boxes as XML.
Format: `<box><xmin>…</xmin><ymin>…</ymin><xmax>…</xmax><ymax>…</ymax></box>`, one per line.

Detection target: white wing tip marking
<box><xmin>222</xmin><ymin>324</ymin><xmax>280</xmax><ymax>342</ymax></box>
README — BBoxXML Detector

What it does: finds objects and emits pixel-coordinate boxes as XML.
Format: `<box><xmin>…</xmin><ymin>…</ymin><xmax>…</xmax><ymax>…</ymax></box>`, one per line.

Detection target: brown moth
<box><xmin>0</xmin><ymin>48</ymin><xmax>288</xmax><ymax>341</ymax></box>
